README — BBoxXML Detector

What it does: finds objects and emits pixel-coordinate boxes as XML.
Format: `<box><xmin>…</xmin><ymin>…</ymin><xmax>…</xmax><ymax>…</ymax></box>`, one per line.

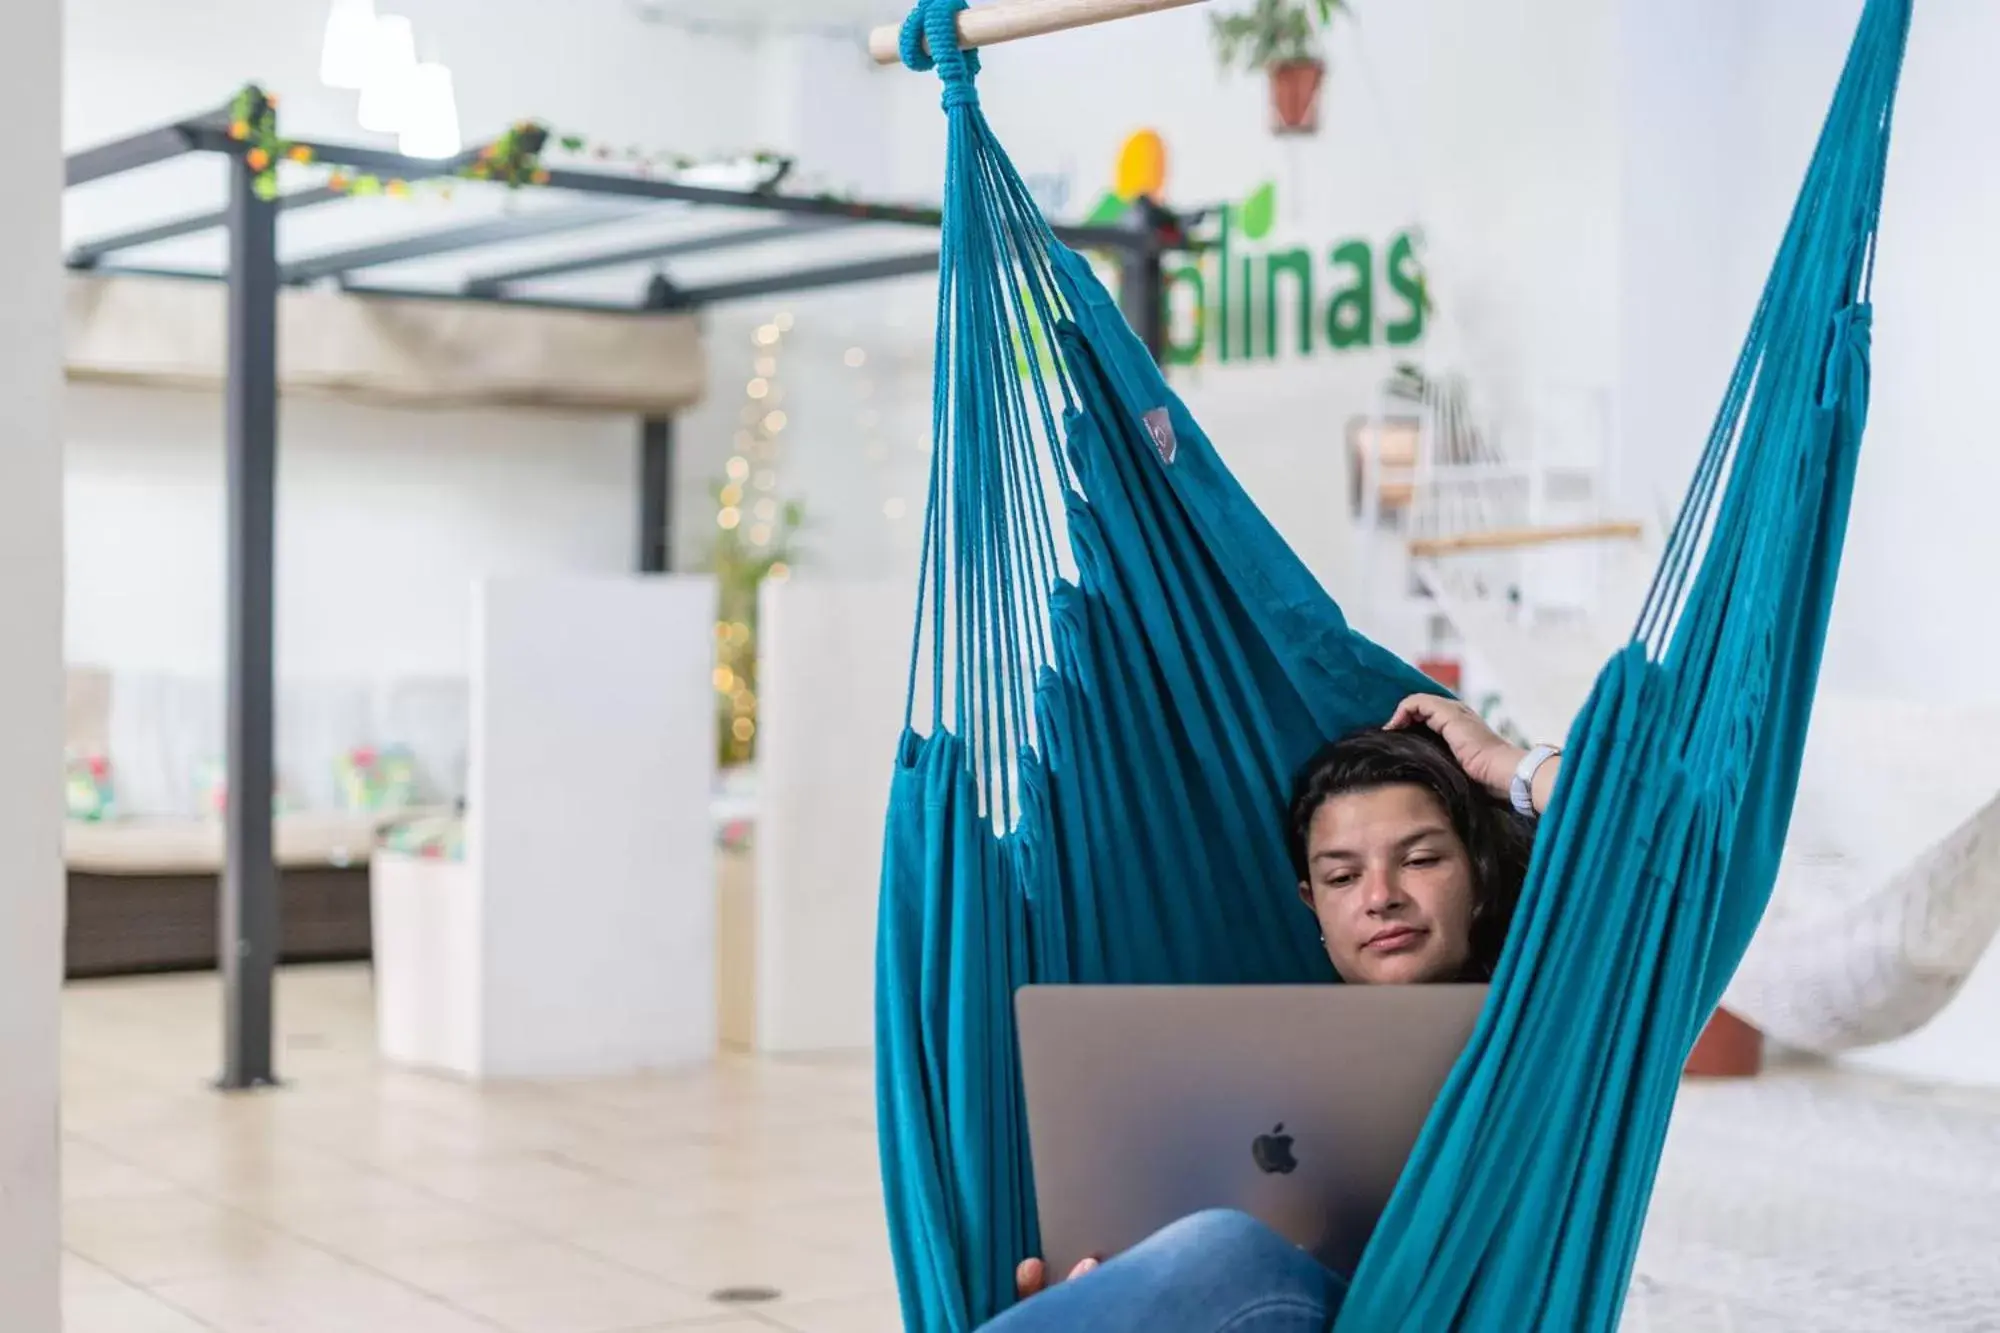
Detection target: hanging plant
<box><xmin>223</xmin><ymin>83</ymin><xmax>794</xmax><ymax>205</ymax></box>
<box><xmin>228</xmin><ymin>86</ymin><xmax>314</xmax><ymax>200</ymax></box>
<box><xmin>1208</xmin><ymin>0</ymin><xmax>1348</xmax><ymax>136</ymax></box>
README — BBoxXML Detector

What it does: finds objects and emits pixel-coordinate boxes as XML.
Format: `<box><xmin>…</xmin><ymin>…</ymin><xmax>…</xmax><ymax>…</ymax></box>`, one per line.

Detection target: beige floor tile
<box><xmin>360</xmin><ymin>1235</ymin><xmax>660</xmax><ymax>1302</ymax></box>
<box><xmin>151</xmin><ymin>1253</ymin><xmax>498</xmax><ymax>1333</ymax></box>
<box><xmin>569</xmin><ymin>1215</ymin><xmax>893</xmax><ymax>1310</ymax></box>
<box><xmin>61</xmin><ymin>1285</ymin><xmax>216</xmax><ymax>1333</ymax></box>
<box><xmin>763</xmin><ymin>1292</ymin><xmax>907</xmax><ymax>1333</ymax></box>
<box><xmin>442</xmin><ymin>1266</ymin><xmax>721</xmax><ymax>1333</ymax></box>
<box><xmin>65</xmin><ymin>1193</ymin><xmax>329</xmax><ymax>1287</ymax></box>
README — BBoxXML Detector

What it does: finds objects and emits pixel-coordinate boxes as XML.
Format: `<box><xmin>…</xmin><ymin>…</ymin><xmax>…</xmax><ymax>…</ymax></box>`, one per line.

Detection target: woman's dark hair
<box><xmin>1285</xmin><ymin>727</ymin><xmax>1535</xmax><ymax>979</ymax></box>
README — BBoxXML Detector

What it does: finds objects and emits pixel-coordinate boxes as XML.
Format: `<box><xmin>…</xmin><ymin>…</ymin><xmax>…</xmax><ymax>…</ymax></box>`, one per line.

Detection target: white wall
<box><xmin>66</xmin><ymin>385</ymin><xmax>636</xmax><ymax>677</ymax></box>
<box><xmin>1</xmin><ymin>0</ymin><xmax>64</xmax><ymax>1323</ymax></box>
<box><xmin>1612</xmin><ymin>0</ymin><xmax>2000</xmax><ymax>705</ymax></box>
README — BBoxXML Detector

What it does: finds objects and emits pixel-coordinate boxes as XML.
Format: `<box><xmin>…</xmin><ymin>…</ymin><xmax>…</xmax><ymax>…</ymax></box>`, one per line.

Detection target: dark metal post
<box><xmin>637</xmin><ymin>273</ymin><xmax>679</xmax><ymax>574</ymax></box>
<box><xmin>219</xmin><ymin>132</ymin><xmax>282</xmax><ymax>1091</ymax></box>
<box><xmin>639</xmin><ymin>415</ymin><xmax>675</xmax><ymax>573</ymax></box>
<box><xmin>1118</xmin><ymin>203</ymin><xmax>1169</xmax><ymax>366</ymax></box>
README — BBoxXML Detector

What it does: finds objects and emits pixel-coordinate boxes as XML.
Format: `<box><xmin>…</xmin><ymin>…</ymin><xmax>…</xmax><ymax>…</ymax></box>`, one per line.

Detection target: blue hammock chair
<box><xmin>875</xmin><ymin>0</ymin><xmax>1912</xmax><ymax>1327</ymax></box>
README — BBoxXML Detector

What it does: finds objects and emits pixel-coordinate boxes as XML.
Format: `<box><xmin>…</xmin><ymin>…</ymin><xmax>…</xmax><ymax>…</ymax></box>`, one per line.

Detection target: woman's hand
<box><xmin>1386</xmin><ymin>694</ymin><xmax>1526</xmax><ymax>802</ymax></box>
<box><xmin>1015</xmin><ymin>1256</ymin><xmax>1099</xmax><ymax>1301</ymax></box>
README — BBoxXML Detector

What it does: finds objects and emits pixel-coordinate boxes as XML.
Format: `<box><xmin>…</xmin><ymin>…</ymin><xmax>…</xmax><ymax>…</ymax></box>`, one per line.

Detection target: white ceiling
<box><xmin>628</xmin><ymin>0</ymin><xmax>893</xmax><ymax>29</ymax></box>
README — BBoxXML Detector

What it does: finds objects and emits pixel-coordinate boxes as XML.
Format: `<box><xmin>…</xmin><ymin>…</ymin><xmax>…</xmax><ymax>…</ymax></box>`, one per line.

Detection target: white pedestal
<box><xmin>372</xmin><ymin>576</ymin><xmax>717</xmax><ymax>1080</ymax></box>
<box><xmin>752</xmin><ymin>580</ymin><xmax>914</xmax><ymax>1053</ymax></box>
<box><xmin>371</xmin><ymin>851</ymin><xmax>479</xmax><ymax>1074</ymax></box>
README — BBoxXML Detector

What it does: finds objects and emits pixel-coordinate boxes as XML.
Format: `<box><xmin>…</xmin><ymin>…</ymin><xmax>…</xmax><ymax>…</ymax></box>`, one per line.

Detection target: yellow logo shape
<box><xmin>1113</xmin><ymin>129</ymin><xmax>1168</xmax><ymax>203</ymax></box>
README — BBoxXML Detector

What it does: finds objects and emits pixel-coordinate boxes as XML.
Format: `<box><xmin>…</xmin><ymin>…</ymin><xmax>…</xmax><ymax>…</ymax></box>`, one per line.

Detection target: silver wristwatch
<box><xmin>1510</xmin><ymin>744</ymin><xmax>1561</xmax><ymax>817</ymax></box>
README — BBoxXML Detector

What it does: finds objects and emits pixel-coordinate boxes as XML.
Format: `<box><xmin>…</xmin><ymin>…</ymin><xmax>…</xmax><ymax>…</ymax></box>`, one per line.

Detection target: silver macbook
<box><xmin>1016</xmin><ymin>984</ymin><xmax>1487</xmax><ymax>1278</ymax></box>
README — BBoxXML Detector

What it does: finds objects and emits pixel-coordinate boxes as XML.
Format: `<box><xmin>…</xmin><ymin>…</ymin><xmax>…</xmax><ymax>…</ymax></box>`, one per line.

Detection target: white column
<box><xmin>0</xmin><ymin>0</ymin><xmax>65</xmax><ymax>1326</ymax></box>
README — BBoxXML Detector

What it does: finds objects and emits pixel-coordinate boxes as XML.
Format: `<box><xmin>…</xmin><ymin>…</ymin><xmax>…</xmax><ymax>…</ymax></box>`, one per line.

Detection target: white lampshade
<box><xmin>356</xmin><ymin>14</ymin><xmax>418</xmax><ymax>133</ymax></box>
<box><xmin>319</xmin><ymin>0</ymin><xmax>378</xmax><ymax>90</ymax></box>
<box><xmin>398</xmin><ymin>63</ymin><xmax>462</xmax><ymax>160</ymax></box>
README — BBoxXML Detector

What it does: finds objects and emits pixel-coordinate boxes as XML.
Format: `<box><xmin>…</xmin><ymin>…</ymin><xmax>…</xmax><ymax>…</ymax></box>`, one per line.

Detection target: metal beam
<box><xmin>67</xmin><ymin>187</ymin><xmax>342</xmax><ymax>269</ymax></box>
<box><xmin>680</xmin><ymin>251</ymin><xmax>940</xmax><ymax>306</ymax></box>
<box><xmin>66</xmin><ymin>142</ymin><xmax>496</xmax><ymax>269</ymax></box>
<box><xmin>218</xmin><ymin>146</ymin><xmax>282</xmax><ymax>1093</ymax></box>
<box><xmin>65</xmin><ymin>124</ymin><xmax>198</xmax><ymax>187</ymax></box>
<box><xmin>86</xmin><ymin>264</ymin><xmax>661</xmax><ymax>317</ymax></box>
<box><xmin>535</xmin><ymin>168</ymin><xmax>1144</xmax><ymax>253</ymax></box>
<box><xmin>464</xmin><ymin>219</ymin><xmax>847</xmax><ymax>296</ymax></box>
<box><xmin>281</xmin><ymin>206</ymin><xmax>640</xmax><ymax>285</ymax></box>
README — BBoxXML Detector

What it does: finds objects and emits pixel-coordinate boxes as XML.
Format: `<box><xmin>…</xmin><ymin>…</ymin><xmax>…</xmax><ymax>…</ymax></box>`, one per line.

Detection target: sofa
<box><xmin>63</xmin><ymin>665</ymin><xmax>465</xmax><ymax>978</ymax></box>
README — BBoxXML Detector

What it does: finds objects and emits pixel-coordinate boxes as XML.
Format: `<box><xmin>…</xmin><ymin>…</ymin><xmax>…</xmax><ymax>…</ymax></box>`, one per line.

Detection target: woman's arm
<box><xmin>1385</xmin><ymin>694</ymin><xmax>1562</xmax><ymax>815</ymax></box>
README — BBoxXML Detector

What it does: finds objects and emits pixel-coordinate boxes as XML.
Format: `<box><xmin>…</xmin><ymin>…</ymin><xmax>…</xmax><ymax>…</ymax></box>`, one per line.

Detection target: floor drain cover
<box><xmin>709</xmin><ymin>1286</ymin><xmax>782</xmax><ymax>1305</ymax></box>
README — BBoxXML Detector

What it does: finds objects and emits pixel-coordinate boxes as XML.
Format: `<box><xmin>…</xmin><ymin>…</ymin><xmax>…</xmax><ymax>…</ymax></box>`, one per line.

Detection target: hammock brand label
<box><xmin>1085</xmin><ymin>138</ymin><xmax>1429</xmax><ymax>370</ymax></box>
<box><xmin>1143</xmin><ymin>407</ymin><xmax>1178</xmax><ymax>464</ymax></box>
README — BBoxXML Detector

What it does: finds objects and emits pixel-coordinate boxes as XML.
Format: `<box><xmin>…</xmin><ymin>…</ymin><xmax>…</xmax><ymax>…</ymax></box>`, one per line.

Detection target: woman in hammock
<box><xmin>985</xmin><ymin>693</ymin><xmax>1563</xmax><ymax>1333</ymax></box>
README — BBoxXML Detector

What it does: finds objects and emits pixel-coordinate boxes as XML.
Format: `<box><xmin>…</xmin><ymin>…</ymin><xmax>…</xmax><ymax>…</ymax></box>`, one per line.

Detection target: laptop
<box><xmin>1015</xmin><ymin>984</ymin><xmax>1488</xmax><ymax>1278</ymax></box>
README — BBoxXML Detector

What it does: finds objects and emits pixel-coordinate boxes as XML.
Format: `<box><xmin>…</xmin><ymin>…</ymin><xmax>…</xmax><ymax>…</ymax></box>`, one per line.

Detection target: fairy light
<box><xmin>710</xmin><ymin>314</ymin><xmax>804</xmax><ymax>769</ymax></box>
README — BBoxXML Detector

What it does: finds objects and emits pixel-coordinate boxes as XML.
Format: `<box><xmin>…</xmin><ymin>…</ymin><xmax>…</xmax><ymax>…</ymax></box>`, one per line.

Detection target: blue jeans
<box><xmin>978</xmin><ymin>1210</ymin><xmax>1346</xmax><ymax>1333</ymax></box>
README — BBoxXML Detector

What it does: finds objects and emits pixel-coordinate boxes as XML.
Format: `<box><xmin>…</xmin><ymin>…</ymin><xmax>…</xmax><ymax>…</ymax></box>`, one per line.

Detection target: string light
<box><xmin>755</xmin><ymin>325</ymin><xmax>780</xmax><ymax>346</ymax></box>
<box><xmin>774</xmin><ymin>312</ymin><xmax>795</xmax><ymax>332</ymax></box>
<box><xmin>718</xmin><ymin>507</ymin><xmax>741</xmax><ymax>529</ymax></box>
<box><xmin>769</xmin><ymin>562</ymin><xmax>790</xmax><ymax>580</ymax></box>
<box><xmin>726</xmin><ymin>456</ymin><xmax>749</xmax><ymax>481</ymax></box>
<box><xmin>713</xmin><ymin>666</ymin><xmax>735</xmax><ymax>691</ymax></box>
<box><xmin>764</xmin><ymin>410</ymin><xmax>788</xmax><ymax>432</ymax></box>
<box><xmin>746</xmin><ymin>378</ymin><xmax>770</xmax><ymax>400</ymax></box>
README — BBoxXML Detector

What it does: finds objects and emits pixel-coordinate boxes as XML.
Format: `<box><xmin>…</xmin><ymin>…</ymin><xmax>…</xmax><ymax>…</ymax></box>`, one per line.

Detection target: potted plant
<box><xmin>1209</xmin><ymin>0</ymin><xmax>1348</xmax><ymax>136</ymax></box>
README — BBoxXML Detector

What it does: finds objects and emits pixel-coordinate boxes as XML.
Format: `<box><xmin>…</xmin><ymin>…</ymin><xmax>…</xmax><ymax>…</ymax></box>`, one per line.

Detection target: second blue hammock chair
<box><xmin>874</xmin><ymin>0</ymin><xmax>1914</xmax><ymax>1327</ymax></box>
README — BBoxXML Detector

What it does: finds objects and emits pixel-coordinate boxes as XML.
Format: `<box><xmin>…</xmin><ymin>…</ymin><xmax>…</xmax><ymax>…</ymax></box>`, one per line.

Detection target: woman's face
<box><xmin>1297</xmin><ymin>782</ymin><xmax>1477</xmax><ymax>984</ymax></box>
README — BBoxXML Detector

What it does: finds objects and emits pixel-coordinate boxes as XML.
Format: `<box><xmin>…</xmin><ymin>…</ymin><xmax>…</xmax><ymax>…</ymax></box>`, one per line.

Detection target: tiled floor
<box><xmin>61</xmin><ymin>965</ymin><xmax>2000</xmax><ymax>1331</ymax></box>
<box><xmin>62</xmin><ymin>965</ymin><xmax>899</xmax><ymax>1333</ymax></box>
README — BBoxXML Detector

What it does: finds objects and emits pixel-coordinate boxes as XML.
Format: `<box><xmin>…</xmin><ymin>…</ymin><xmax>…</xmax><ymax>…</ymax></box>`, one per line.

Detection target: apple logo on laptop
<box><xmin>1251</xmin><ymin>1124</ymin><xmax>1297</xmax><ymax>1175</ymax></box>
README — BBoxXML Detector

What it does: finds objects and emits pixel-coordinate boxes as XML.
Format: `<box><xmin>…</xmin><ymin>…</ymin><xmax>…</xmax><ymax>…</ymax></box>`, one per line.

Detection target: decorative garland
<box><xmin>227</xmin><ymin>83</ymin><xmax>793</xmax><ymax>203</ymax></box>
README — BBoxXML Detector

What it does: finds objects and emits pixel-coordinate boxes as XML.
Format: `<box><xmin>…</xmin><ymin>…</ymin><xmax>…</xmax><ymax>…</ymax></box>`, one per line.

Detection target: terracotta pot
<box><xmin>1268</xmin><ymin>58</ymin><xmax>1326</xmax><ymax>136</ymax></box>
<box><xmin>1684</xmin><ymin>1007</ymin><xmax>1764</xmax><ymax>1078</ymax></box>
<box><xmin>1416</xmin><ymin>659</ymin><xmax>1463</xmax><ymax>692</ymax></box>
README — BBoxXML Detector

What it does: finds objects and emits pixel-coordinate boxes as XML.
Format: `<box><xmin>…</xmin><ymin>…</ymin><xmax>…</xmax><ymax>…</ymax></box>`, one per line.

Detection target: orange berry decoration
<box><xmin>246</xmin><ymin>147</ymin><xmax>271</xmax><ymax>171</ymax></box>
<box><xmin>288</xmin><ymin>145</ymin><xmax>314</xmax><ymax>164</ymax></box>
<box><xmin>229</xmin><ymin>120</ymin><xmax>250</xmax><ymax>141</ymax></box>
